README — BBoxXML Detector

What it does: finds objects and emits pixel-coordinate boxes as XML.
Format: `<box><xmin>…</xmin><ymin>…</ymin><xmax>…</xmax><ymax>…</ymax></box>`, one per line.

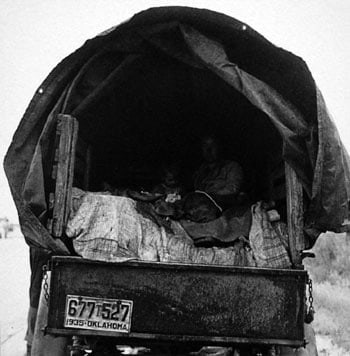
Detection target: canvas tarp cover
<box><xmin>4</xmin><ymin>7</ymin><xmax>350</xmax><ymax>254</ymax></box>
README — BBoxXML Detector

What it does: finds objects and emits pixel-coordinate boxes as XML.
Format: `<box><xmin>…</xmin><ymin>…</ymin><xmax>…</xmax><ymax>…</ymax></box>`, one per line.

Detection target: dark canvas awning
<box><xmin>4</xmin><ymin>6</ymin><xmax>350</xmax><ymax>253</ymax></box>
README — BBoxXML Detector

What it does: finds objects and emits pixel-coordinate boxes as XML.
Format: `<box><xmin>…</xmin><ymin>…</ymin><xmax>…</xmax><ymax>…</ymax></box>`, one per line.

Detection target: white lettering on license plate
<box><xmin>64</xmin><ymin>295</ymin><xmax>133</xmax><ymax>333</ymax></box>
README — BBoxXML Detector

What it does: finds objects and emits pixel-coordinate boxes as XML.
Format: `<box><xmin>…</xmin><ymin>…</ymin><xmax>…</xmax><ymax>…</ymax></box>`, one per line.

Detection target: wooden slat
<box><xmin>52</xmin><ymin>117</ymin><xmax>69</xmax><ymax>236</ymax></box>
<box><xmin>64</xmin><ymin>117</ymin><xmax>78</xmax><ymax>227</ymax></box>
<box><xmin>285</xmin><ymin>163</ymin><xmax>304</xmax><ymax>267</ymax></box>
<box><xmin>52</xmin><ymin>114</ymin><xmax>79</xmax><ymax>237</ymax></box>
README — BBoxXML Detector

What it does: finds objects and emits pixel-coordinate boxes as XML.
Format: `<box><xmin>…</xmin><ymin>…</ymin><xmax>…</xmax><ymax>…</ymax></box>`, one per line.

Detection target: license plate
<box><xmin>64</xmin><ymin>295</ymin><xmax>133</xmax><ymax>333</ymax></box>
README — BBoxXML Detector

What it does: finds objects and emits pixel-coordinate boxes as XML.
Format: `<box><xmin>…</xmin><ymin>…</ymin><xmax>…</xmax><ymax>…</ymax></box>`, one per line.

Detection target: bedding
<box><xmin>66</xmin><ymin>188</ymin><xmax>290</xmax><ymax>268</ymax></box>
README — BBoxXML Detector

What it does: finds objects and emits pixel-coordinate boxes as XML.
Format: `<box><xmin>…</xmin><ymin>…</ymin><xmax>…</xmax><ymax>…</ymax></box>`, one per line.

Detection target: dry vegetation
<box><xmin>304</xmin><ymin>232</ymin><xmax>350</xmax><ymax>354</ymax></box>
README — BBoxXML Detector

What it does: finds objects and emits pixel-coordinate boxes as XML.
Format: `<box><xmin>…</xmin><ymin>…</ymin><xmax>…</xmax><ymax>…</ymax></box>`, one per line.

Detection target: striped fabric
<box><xmin>249</xmin><ymin>202</ymin><xmax>291</xmax><ymax>269</ymax></box>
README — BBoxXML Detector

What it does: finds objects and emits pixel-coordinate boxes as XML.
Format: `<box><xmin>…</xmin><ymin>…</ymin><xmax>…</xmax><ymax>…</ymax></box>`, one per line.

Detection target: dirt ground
<box><xmin>0</xmin><ymin>232</ymin><xmax>348</xmax><ymax>356</ymax></box>
<box><xmin>0</xmin><ymin>230</ymin><xmax>29</xmax><ymax>356</ymax></box>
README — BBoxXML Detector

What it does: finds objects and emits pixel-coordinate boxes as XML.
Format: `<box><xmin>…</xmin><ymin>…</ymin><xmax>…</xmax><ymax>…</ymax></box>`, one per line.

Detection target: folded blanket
<box><xmin>249</xmin><ymin>201</ymin><xmax>291</xmax><ymax>268</ymax></box>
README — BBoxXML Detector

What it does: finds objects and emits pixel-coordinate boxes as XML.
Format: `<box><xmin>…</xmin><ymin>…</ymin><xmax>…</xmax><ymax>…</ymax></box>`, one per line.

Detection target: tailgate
<box><xmin>46</xmin><ymin>256</ymin><xmax>307</xmax><ymax>347</ymax></box>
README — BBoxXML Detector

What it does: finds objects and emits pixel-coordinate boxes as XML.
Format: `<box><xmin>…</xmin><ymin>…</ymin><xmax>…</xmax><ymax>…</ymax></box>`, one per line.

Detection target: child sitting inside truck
<box><xmin>151</xmin><ymin>163</ymin><xmax>185</xmax><ymax>218</ymax></box>
<box><xmin>152</xmin><ymin>163</ymin><xmax>184</xmax><ymax>198</ymax></box>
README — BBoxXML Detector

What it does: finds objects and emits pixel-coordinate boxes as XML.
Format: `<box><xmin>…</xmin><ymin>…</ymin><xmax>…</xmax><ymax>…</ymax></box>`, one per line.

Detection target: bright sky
<box><xmin>0</xmin><ymin>0</ymin><xmax>349</xmax><ymax>223</ymax></box>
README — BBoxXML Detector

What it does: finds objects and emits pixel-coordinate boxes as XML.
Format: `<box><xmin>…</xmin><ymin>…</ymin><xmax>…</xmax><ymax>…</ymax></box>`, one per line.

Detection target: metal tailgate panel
<box><xmin>47</xmin><ymin>257</ymin><xmax>307</xmax><ymax>346</ymax></box>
